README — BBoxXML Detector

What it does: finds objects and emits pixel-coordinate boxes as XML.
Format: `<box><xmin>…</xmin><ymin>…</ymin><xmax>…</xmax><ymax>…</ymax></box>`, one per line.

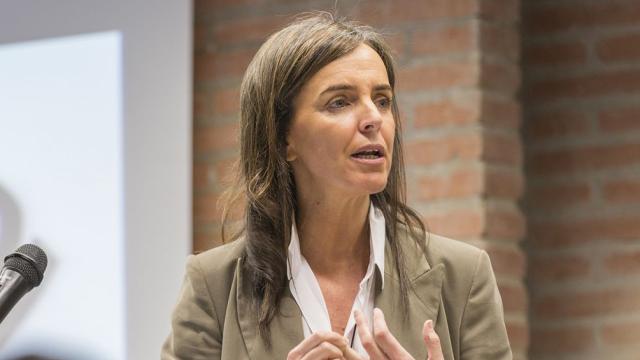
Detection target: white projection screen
<box><xmin>0</xmin><ymin>1</ymin><xmax>191</xmax><ymax>359</ymax></box>
<box><xmin>0</xmin><ymin>32</ymin><xmax>125</xmax><ymax>359</ymax></box>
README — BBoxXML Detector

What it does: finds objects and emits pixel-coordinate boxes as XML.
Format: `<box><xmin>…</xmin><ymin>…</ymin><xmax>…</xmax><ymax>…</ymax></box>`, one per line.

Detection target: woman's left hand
<box><xmin>345</xmin><ymin>308</ymin><xmax>444</xmax><ymax>360</ymax></box>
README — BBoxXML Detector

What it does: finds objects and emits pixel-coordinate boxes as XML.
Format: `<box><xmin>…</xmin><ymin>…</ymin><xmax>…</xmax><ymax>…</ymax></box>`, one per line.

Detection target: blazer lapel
<box><xmin>234</xmin><ymin>229</ymin><xmax>446</xmax><ymax>359</ymax></box>
<box><xmin>375</xmin><ymin>235</ymin><xmax>445</xmax><ymax>359</ymax></box>
<box><xmin>236</xmin><ymin>259</ymin><xmax>304</xmax><ymax>359</ymax></box>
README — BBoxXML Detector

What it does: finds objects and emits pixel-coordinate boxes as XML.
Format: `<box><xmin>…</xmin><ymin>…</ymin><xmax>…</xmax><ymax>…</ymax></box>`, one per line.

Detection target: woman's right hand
<box><xmin>287</xmin><ymin>331</ymin><xmax>350</xmax><ymax>360</ymax></box>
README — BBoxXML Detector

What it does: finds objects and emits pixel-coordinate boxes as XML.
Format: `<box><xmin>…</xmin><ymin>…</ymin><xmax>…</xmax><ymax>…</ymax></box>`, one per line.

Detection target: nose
<box><xmin>358</xmin><ymin>99</ymin><xmax>383</xmax><ymax>134</ymax></box>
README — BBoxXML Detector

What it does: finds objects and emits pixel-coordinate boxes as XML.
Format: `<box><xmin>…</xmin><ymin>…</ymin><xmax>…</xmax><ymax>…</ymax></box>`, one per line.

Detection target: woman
<box><xmin>162</xmin><ymin>13</ymin><xmax>511</xmax><ymax>360</ymax></box>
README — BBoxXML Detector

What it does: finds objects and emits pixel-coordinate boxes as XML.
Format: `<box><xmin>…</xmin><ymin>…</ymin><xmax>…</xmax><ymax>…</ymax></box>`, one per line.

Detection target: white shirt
<box><xmin>287</xmin><ymin>204</ymin><xmax>386</xmax><ymax>358</ymax></box>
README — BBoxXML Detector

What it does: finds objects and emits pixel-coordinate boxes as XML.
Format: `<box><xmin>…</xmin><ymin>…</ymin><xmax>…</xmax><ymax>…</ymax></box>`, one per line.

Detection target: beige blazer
<box><xmin>161</xmin><ymin>230</ymin><xmax>512</xmax><ymax>359</ymax></box>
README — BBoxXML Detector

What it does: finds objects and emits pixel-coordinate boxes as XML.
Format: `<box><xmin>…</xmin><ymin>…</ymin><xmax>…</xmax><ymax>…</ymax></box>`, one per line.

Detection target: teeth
<box><xmin>352</xmin><ymin>148</ymin><xmax>383</xmax><ymax>159</ymax></box>
<box><xmin>354</xmin><ymin>154</ymin><xmax>380</xmax><ymax>159</ymax></box>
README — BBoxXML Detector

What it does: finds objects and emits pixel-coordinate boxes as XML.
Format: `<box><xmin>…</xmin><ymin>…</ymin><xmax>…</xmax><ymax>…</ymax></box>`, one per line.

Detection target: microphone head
<box><xmin>4</xmin><ymin>244</ymin><xmax>48</xmax><ymax>287</ymax></box>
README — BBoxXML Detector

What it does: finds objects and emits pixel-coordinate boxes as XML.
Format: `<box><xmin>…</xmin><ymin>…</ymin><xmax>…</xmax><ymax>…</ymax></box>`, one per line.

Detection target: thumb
<box><xmin>422</xmin><ymin>320</ymin><xmax>443</xmax><ymax>360</ymax></box>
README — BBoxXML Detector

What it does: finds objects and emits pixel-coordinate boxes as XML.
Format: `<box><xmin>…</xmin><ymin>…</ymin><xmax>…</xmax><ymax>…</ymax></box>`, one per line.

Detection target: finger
<box><xmin>354</xmin><ymin>309</ymin><xmax>388</xmax><ymax>360</ymax></box>
<box><xmin>422</xmin><ymin>320</ymin><xmax>444</xmax><ymax>360</ymax></box>
<box><xmin>343</xmin><ymin>346</ymin><xmax>364</xmax><ymax>360</ymax></box>
<box><xmin>372</xmin><ymin>308</ymin><xmax>413</xmax><ymax>359</ymax></box>
<box><xmin>300</xmin><ymin>341</ymin><xmax>344</xmax><ymax>360</ymax></box>
<box><xmin>288</xmin><ymin>331</ymin><xmax>348</xmax><ymax>360</ymax></box>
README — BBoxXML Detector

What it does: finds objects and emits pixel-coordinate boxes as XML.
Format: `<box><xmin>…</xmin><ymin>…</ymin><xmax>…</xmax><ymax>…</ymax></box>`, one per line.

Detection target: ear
<box><xmin>285</xmin><ymin>136</ymin><xmax>297</xmax><ymax>162</ymax></box>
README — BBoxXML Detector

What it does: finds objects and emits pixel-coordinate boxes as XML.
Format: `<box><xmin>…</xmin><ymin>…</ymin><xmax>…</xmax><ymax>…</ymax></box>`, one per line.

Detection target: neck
<box><xmin>295</xmin><ymin>192</ymin><xmax>371</xmax><ymax>276</ymax></box>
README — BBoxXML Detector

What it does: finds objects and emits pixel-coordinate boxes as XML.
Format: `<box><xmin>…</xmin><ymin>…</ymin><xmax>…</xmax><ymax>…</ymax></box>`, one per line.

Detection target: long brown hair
<box><xmin>220</xmin><ymin>12</ymin><xmax>427</xmax><ymax>344</ymax></box>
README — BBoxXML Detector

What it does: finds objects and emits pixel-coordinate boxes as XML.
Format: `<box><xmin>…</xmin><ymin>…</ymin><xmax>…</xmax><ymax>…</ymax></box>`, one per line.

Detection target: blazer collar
<box><xmin>236</xmin><ymin>228</ymin><xmax>444</xmax><ymax>359</ymax></box>
<box><xmin>236</xmin><ymin>259</ymin><xmax>304</xmax><ymax>359</ymax></box>
<box><xmin>375</xmin><ymin>229</ymin><xmax>445</xmax><ymax>359</ymax></box>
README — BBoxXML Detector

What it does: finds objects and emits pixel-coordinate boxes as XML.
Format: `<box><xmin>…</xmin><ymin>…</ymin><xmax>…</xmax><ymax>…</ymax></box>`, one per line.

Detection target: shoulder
<box><xmin>396</xmin><ymin>227</ymin><xmax>485</xmax><ymax>276</ymax></box>
<box><xmin>192</xmin><ymin>237</ymin><xmax>246</xmax><ymax>275</ymax></box>
<box><xmin>424</xmin><ymin>232</ymin><xmax>486</xmax><ymax>274</ymax></box>
<box><xmin>397</xmin><ymin>228</ymin><xmax>491</xmax><ymax>292</ymax></box>
<box><xmin>420</xmin><ymin>232</ymin><xmax>499</xmax><ymax>308</ymax></box>
<box><xmin>186</xmin><ymin>238</ymin><xmax>246</xmax><ymax>307</ymax></box>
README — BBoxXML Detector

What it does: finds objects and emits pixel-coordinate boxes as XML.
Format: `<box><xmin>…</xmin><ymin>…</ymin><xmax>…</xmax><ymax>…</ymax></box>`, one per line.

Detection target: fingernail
<box><xmin>426</xmin><ymin>319</ymin><xmax>433</xmax><ymax>329</ymax></box>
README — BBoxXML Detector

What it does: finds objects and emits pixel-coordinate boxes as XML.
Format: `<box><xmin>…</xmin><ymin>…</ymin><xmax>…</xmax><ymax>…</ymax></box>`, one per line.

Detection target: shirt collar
<box><xmin>287</xmin><ymin>203</ymin><xmax>386</xmax><ymax>288</ymax></box>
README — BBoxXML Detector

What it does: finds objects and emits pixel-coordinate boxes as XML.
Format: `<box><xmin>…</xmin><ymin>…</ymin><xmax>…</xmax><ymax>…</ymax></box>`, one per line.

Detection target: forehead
<box><xmin>302</xmin><ymin>44</ymin><xmax>390</xmax><ymax>93</ymax></box>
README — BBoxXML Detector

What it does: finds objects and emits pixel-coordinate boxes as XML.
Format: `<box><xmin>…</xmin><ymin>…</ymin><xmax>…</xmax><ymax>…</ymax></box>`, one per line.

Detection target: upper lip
<box><xmin>351</xmin><ymin>144</ymin><xmax>386</xmax><ymax>156</ymax></box>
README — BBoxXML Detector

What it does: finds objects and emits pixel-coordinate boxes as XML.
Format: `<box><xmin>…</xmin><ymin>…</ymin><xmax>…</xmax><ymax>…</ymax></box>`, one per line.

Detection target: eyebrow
<box><xmin>319</xmin><ymin>83</ymin><xmax>393</xmax><ymax>96</ymax></box>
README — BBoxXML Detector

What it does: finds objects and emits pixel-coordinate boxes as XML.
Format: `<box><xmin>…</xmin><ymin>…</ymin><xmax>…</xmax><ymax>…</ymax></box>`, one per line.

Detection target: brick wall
<box><xmin>193</xmin><ymin>0</ymin><xmax>527</xmax><ymax>357</ymax></box>
<box><xmin>523</xmin><ymin>0</ymin><xmax>640</xmax><ymax>358</ymax></box>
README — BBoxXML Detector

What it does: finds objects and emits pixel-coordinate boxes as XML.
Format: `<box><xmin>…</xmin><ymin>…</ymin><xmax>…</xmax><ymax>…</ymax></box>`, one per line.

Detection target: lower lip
<box><xmin>350</xmin><ymin>155</ymin><xmax>385</xmax><ymax>165</ymax></box>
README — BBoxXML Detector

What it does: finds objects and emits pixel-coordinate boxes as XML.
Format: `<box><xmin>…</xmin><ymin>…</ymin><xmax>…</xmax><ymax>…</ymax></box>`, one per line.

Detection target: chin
<box><xmin>360</xmin><ymin>179</ymin><xmax>388</xmax><ymax>195</ymax></box>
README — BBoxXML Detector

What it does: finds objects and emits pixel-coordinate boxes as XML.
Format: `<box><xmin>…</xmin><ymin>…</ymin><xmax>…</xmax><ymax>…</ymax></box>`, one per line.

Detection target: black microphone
<box><xmin>0</xmin><ymin>244</ymin><xmax>48</xmax><ymax>323</ymax></box>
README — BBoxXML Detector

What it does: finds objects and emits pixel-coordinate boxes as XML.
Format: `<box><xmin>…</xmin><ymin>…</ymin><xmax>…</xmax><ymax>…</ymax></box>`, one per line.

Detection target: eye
<box><xmin>376</xmin><ymin>96</ymin><xmax>392</xmax><ymax>110</ymax></box>
<box><xmin>327</xmin><ymin>97</ymin><xmax>349</xmax><ymax>110</ymax></box>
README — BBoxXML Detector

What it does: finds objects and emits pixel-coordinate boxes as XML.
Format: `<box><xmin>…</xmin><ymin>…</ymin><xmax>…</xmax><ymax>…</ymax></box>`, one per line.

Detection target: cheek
<box><xmin>383</xmin><ymin>120</ymin><xmax>396</xmax><ymax>149</ymax></box>
<box><xmin>293</xmin><ymin>126</ymin><xmax>345</xmax><ymax>166</ymax></box>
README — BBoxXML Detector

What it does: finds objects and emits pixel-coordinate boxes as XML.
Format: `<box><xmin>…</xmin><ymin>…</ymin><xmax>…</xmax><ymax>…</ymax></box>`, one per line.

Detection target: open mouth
<box><xmin>351</xmin><ymin>149</ymin><xmax>383</xmax><ymax>159</ymax></box>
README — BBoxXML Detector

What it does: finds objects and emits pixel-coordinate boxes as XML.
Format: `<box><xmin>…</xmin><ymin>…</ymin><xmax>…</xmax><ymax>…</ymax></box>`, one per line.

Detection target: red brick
<box><xmin>533</xmin><ymin>287</ymin><xmax>640</xmax><ymax>319</ymax></box>
<box><xmin>194</xmin><ymin>53</ymin><xmax>216</xmax><ymax>81</ymax></box>
<box><xmin>527</xmin><ymin>182</ymin><xmax>591</xmax><ymax>209</ymax></box>
<box><xmin>604</xmin><ymin>250</ymin><xmax>640</xmax><ymax>275</ymax></box>
<box><xmin>498</xmin><ymin>282</ymin><xmax>528</xmax><ymax>314</ymax></box>
<box><xmin>411</xmin><ymin>23</ymin><xmax>474</xmax><ymax>56</ymax></box>
<box><xmin>485</xmin><ymin>207</ymin><xmax>526</xmax><ymax>239</ymax></box>
<box><xmin>528</xmin><ymin>69</ymin><xmax>640</xmax><ymax>101</ymax></box>
<box><xmin>480</xmin><ymin>0</ymin><xmax>520</xmax><ymax>23</ymax></box>
<box><xmin>405</xmin><ymin>133</ymin><xmax>482</xmax><ymax>166</ymax></box>
<box><xmin>213</xmin><ymin>16</ymin><xmax>289</xmax><ymax>46</ymax></box>
<box><xmin>398</xmin><ymin>60</ymin><xmax>477</xmax><ymax>91</ymax></box>
<box><xmin>480</xmin><ymin>61</ymin><xmax>521</xmax><ymax>93</ymax></box>
<box><xmin>352</xmin><ymin>0</ymin><xmax>478</xmax><ymax>26</ymax></box>
<box><xmin>596</xmin><ymin>33</ymin><xmax>640</xmax><ymax>63</ymax></box>
<box><xmin>528</xmin><ymin>109</ymin><xmax>590</xmax><ymax>140</ymax></box>
<box><xmin>482</xmin><ymin>133</ymin><xmax>522</xmax><ymax>166</ymax></box>
<box><xmin>479</xmin><ymin>22</ymin><xmax>519</xmax><ymax>61</ymax></box>
<box><xmin>598</xmin><ymin>106</ymin><xmax>640</xmax><ymax>133</ymax></box>
<box><xmin>529</xmin><ymin>143</ymin><xmax>640</xmax><ymax>175</ymax></box>
<box><xmin>527</xmin><ymin>1</ymin><xmax>640</xmax><ymax>35</ymax></box>
<box><xmin>194</xmin><ymin>24</ymin><xmax>207</xmax><ymax>52</ymax></box>
<box><xmin>193</xmin><ymin>227</ymin><xmax>223</xmax><ymax>253</ymax></box>
<box><xmin>505</xmin><ymin>321</ymin><xmax>529</xmax><ymax>352</ymax></box>
<box><xmin>193</xmin><ymin>163</ymin><xmax>211</xmax><ymax>190</ymax></box>
<box><xmin>417</xmin><ymin>168</ymin><xmax>483</xmax><ymax>200</ymax></box>
<box><xmin>486</xmin><ymin>244</ymin><xmax>526</xmax><ymax>279</ymax></box>
<box><xmin>601</xmin><ymin>321</ymin><xmax>640</xmax><ymax>346</ymax></box>
<box><xmin>524</xmin><ymin>41</ymin><xmax>588</xmax><ymax>66</ymax></box>
<box><xmin>528</xmin><ymin>254</ymin><xmax>591</xmax><ymax>282</ymax></box>
<box><xmin>413</xmin><ymin>95</ymin><xmax>480</xmax><ymax>128</ymax></box>
<box><xmin>480</xmin><ymin>97</ymin><xmax>521</xmax><ymax>130</ymax></box>
<box><xmin>194</xmin><ymin>123</ymin><xmax>239</xmax><ymax>153</ymax></box>
<box><xmin>485</xmin><ymin>167</ymin><xmax>524</xmax><ymax>199</ymax></box>
<box><xmin>384</xmin><ymin>32</ymin><xmax>407</xmax><ymax>61</ymax></box>
<box><xmin>195</xmin><ymin>48</ymin><xmax>255</xmax><ymax>82</ymax></box>
<box><xmin>530</xmin><ymin>216</ymin><xmax>640</xmax><ymax>247</ymax></box>
<box><xmin>194</xmin><ymin>192</ymin><xmax>222</xmax><ymax>226</ymax></box>
<box><xmin>213</xmin><ymin>87</ymin><xmax>240</xmax><ymax>116</ymax></box>
<box><xmin>423</xmin><ymin>207</ymin><xmax>484</xmax><ymax>239</ymax></box>
<box><xmin>214</xmin><ymin>156</ymin><xmax>238</xmax><ymax>184</ymax></box>
<box><xmin>193</xmin><ymin>91</ymin><xmax>211</xmax><ymax>118</ymax></box>
<box><xmin>530</xmin><ymin>326</ymin><xmax>595</xmax><ymax>354</ymax></box>
<box><xmin>603</xmin><ymin>179</ymin><xmax>640</xmax><ymax>203</ymax></box>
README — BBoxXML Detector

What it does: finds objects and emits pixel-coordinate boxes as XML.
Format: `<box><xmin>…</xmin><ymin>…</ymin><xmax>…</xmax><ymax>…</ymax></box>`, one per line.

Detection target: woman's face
<box><xmin>286</xmin><ymin>43</ymin><xmax>395</xmax><ymax>200</ymax></box>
